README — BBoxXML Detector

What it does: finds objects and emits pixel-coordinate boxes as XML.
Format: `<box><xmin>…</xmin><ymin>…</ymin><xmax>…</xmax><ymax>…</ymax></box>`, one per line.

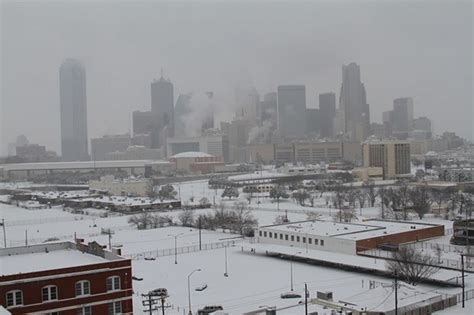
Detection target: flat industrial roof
<box><xmin>1</xmin><ymin>248</ymin><xmax>108</xmax><ymax>276</ymax></box>
<box><xmin>261</xmin><ymin>219</ymin><xmax>441</xmax><ymax>241</ymax></box>
<box><xmin>1</xmin><ymin>160</ymin><xmax>171</xmax><ymax>171</ymax></box>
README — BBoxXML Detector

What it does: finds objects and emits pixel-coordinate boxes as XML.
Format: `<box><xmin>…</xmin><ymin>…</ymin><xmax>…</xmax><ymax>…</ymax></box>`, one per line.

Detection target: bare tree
<box><xmin>306</xmin><ymin>211</ymin><xmax>320</xmax><ymax>221</ymax></box>
<box><xmin>398</xmin><ymin>182</ymin><xmax>411</xmax><ymax>220</ymax></box>
<box><xmin>386</xmin><ymin>246</ymin><xmax>439</xmax><ymax>285</ymax></box>
<box><xmin>365</xmin><ymin>182</ymin><xmax>377</xmax><ymax>207</ymax></box>
<box><xmin>357</xmin><ymin>190</ymin><xmax>367</xmax><ymax>215</ymax></box>
<box><xmin>230</xmin><ymin>201</ymin><xmax>258</xmax><ymax>236</ymax></box>
<box><xmin>409</xmin><ymin>186</ymin><xmax>433</xmax><ymax>219</ymax></box>
<box><xmin>199</xmin><ymin>197</ymin><xmax>210</xmax><ymax>207</ymax></box>
<box><xmin>127</xmin><ymin>212</ymin><xmax>153</xmax><ymax>229</ymax></box>
<box><xmin>333</xmin><ymin>208</ymin><xmax>357</xmax><ymax>223</ymax></box>
<box><xmin>331</xmin><ymin>185</ymin><xmax>346</xmax><ymax>222</ymax></box>
<box><xmin>158</xmin><ymin>184</ymin><xmax>178</xmax><ymax>201</ymax></box>
<box><xmin>431</xmin><ymin>189</ymin><xmax>448</xmax><ymax>216</ymax></box>
<box><xmin>178</xmin><ymin>209</ymin><xmax>195</xmax><ymax>227</ymax></box>
<box><xmin>292</xmin><ymin>189</ymin><xmax>310</xmax><ymax>206</ymax></box>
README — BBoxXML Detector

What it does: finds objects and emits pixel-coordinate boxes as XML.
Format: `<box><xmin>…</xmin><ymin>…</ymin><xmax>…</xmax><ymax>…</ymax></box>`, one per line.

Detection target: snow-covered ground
<box><xmin>1</xmin><ymin>178</ymin><xmax>473</xmax><ymax>314</ymax></box>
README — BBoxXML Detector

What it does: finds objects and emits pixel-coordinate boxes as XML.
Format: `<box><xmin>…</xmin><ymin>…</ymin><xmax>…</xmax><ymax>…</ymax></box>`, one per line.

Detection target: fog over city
<box><xmin>0</xmin><ymin>0</ymin><xmax>472</xmax><ymax>155</ymax></box>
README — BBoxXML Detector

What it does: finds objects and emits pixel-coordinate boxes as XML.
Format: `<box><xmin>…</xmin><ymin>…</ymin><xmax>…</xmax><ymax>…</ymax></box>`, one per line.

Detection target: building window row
<box><xmin>259</xmin><ymin>230</ymin><xmax>325</xmax><ymax>247</ymax></box>
<box><xmin>5</xmin><ymin>276</ymin><xmax>121</xmax><ymax>308</ymax></box>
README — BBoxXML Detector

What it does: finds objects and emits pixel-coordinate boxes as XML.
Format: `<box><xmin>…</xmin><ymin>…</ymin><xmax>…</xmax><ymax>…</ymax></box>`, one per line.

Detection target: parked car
<box><xmin>195</xmin><ymin>284</ymin><xmax>208</xmax><ymax>291</ymax></box>
<box><xmin>132</xmin><ymin>276</ymin><xmax>143</xmax><ymax>281</ymax></box>
<box><xmin>280</xmin><ymin>292</ymin><xmax>302</xmax><ymax>299</ymax></box>
<box><xmin>197</xmin><ymin>305</ymin><xmax>223</xmax><ymax>314</ymax></box>
<box><xmin>150</xmin><ymin>288</ymin><xmax>168</xmax><ymax>297</ymax></box>
<box><xmin>144</xmin><ymin>257</ymin><xmax>156</xmax><ymax>261</ymax></box>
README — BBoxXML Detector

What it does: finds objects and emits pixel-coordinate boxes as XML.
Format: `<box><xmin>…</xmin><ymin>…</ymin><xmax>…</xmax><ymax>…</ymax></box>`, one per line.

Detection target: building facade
<box><xmin>150</xmin><ymin>76</ymin><xmax>174</xmax><ymax>147</ymax></box>
<box><xmin>319</xmin><ymin>92</ymin><xmax>336</xmax><ymax>138</ymax></box>
<box><xmin>91</xmin><ymin>135</ymin><xmax>131</xmax><ymax>161</ymax></box>
<box><xmin>59</xmin><ymin>59</ymin><xmax>89</xmax><ymax>161</ymax></box>
<box><xmin>362</xmin><ymin>140</ymin><xmax>411</xmax><ymax>179</ymax></box>
<box><xmin>339</xmin><ymin>63</ymin><xmax>370</xmax><ymax>142</ymax></box>
<box><xmin>277</xmin><ymin>85</ymin><xmax>306</xmax><ymax>139</ymax></box>
<box><xmin>0</xmin><ymin>241</ymin><xmax>133</xmax><ymax>314</ymax></box>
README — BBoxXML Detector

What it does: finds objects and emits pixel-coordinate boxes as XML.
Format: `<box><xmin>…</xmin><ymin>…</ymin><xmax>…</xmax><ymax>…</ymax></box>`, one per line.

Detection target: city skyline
<box><xmin>1</xmin><ymin>0</ymin><xmax>472</xmax><ymax>155</ymax></box>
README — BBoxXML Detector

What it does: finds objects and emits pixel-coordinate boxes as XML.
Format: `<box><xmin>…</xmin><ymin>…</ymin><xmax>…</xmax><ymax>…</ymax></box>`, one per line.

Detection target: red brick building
<box><xmin>0</xmin><ymin>241</ymin><xmax>133</xmax><ymax>314</ymax></box>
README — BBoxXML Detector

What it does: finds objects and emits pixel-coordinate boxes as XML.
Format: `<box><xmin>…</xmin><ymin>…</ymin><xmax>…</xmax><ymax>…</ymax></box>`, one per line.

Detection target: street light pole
<box><xmin>224</xmin><ymin>245</ymin><xmax>228</xmax><ymax>277</ymax></box>
<box><xmin>168</xmin><ymin>233</ymin><xmax>184</xmax><ymax>264</ymax></box>
<box><xmin>461</xmin><ymin>253</ymin><xmax>465</xmax><ymax>308</ymax></box>
<box><xmin>290</xmin><ymin>259</ymin><xmax>294</xmax><ymax>291</ymax></box>
<box><xmin>188</xmin><ymin>269</ymin><xmax>201</xmax><ymax>315</ymax></box>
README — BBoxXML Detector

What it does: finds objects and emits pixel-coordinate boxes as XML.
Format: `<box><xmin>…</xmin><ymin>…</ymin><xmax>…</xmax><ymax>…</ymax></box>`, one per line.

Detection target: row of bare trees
<box><xmin>180</xmin><ymin>201</ymin><xmax>258</xmax><ymax>236</ymax></box>
<box><xmin>127</xmin><ymin>212</ymin><xmax>174</xmax><ymax>230</ymax></box>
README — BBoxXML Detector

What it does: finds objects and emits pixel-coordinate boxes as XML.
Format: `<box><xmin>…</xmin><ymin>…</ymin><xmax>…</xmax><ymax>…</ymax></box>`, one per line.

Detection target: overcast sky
<box><xmin>1</xmin><ymin>0</ymin><xmax>472</xmax><ymax>155</ymax></box>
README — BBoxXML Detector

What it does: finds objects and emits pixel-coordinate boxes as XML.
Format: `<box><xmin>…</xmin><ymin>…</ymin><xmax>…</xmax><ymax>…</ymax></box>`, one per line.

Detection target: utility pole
<box><xmin>168</xmin><ymin>233</ymin><xmax>183</xmax><ymax>264</ymax></box>
<box><xmin>461</xmin><ymin>253</ymin><xmax>465</xmax><ymax>308</ymax></box>
<box><xmin>1</xmin><ymin>219</ymin><xmax>6</xmax><ymax>248</ymax></box>
<box><xmin>304</xmin><ymin>283</ymin><xmax>308</xmax><ymax>315</ymax></box>
<box><xmin>394</xmin><ymin>273</ymin><xmax>398</xmax><ymax>315</ymax></box>
<box><xmin>107</xmin><ymin>229</ymin><xmax>112</xmax><ymax>250</ymax></box>
<box><xmin>25</xmin><ymin>230</ymin><xmax>28</xmax><ymax>246</ymax></box>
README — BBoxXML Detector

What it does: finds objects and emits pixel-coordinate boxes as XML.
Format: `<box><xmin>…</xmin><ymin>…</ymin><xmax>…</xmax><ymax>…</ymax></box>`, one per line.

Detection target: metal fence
<box><xmin>126</xmin><ymin>239</ymin><xmax>240</xmax><ymax>260</ymax></box>
<box><xmin>4</xmin><ymin>216</ymin><xmax>85</xmax><ymax>227</ymax></box>
<box><xmin>404</xmin><ymin>241</ymin><xmax>471</xmax><ymax>255</ymax></box>
<box><xmin>359</xmin><ymin>248</ymin><xmax>474</xmax><ymax>272</ymax></box>
<box><xmin>456</xmin><ymin>289</ymin><xmax>474</xmax><ymax>303</ymax></box>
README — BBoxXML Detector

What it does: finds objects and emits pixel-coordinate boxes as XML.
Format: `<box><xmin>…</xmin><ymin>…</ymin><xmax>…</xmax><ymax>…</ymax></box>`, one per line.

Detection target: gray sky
<box><xmin>1</xmin><ymin>0</ymin><xmax>472</xmax><ymax>155</ymax></box>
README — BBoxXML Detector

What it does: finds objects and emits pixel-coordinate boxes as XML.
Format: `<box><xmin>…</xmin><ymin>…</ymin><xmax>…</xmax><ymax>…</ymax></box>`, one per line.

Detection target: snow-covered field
<box><xmin>1</xmin><ymin>179</ymin><xmax>473</xmax><ymax>314</ymax></box>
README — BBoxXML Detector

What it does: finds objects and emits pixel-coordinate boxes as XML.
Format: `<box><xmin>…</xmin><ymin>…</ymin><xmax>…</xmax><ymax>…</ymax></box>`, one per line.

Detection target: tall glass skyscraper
<box><xmin>59</xmin><ymin>59</ymin><xmax>89</xmax><ymax>161</ymax></box>
<box><xmin>277</xmin><ymin>85</ymin><xmax>306</xmax><ymax>139</ymax></box>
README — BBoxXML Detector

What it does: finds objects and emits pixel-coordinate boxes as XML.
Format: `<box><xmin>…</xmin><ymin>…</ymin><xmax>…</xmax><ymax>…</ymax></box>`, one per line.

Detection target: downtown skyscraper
<box><xmin>59</xmin><ymin>59</ymin><xmax>89</xmax><ymax>161</ymax></box>
<box><xmin>150</xmin><ymin>74</ymin><xmax>174</xmax><ymax>148</ymax></box>
<box><xmin>277</xmin><ymin>85</ymin><xmax>306</xmax><ymax>139</ymax></box>
<box><xmin>339</xmin><ymin>63</ymin><xmax>370</xmax><ymax>141</ymax></box>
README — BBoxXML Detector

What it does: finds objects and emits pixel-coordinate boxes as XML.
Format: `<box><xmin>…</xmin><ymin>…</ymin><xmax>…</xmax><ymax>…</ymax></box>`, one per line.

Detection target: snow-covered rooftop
<box><xmin>261</xmin><ymin>219</ymin><xmax>442</xmax><ymax>241</ymax></box>
<box><xmin>1</xmin><ymin>245</ymin><xmax>109</xmax><ymax>276</ymax></box>
<box><xmin>171</xmin><ymin>151</ymin><xmax>213</xmax><ymax>158</ymax></box>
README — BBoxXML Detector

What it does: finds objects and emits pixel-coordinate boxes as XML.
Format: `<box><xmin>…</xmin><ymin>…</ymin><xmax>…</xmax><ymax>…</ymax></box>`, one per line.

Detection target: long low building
<box><xmin>257</xmin><ymin>219</ymin><xmax>444</xmax><ymax>255</ymax></box>
<box><xmin>0</xmin><ymin>160</ymin><xmax>173</xmax><ymax>180</ymax></box>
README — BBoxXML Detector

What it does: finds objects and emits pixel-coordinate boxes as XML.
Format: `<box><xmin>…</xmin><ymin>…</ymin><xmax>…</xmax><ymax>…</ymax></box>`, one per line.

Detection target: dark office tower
<box><xmin>150</xmin><ymin>74</ymin><xmax>174</xmax><ymax>147</ymax></box>
<box><xmin>392</xmin><ymin>97</ymin><xmax>414</xmax><ymax>139</ymax></box>
<box><xmin>132</xmin><ymin>110</ymin><xmax>154</xmax><ymax>135</ymax></box>
<box><xmin>59</xmin><ymin>59</ymin><xmax>89</xmax><ymax>161</ymax></box>
<box><xmin>305</xmin><ymin>108</ymin><xmax>319</xmax><ymax>136</ymax></box>
<box><xmin>319</xmin><ymin>92</ymin><xmax>336</xmax><ymax>138</ymax></box>
<box><xmin>277</xmin><ymin>85</ymin><xmax>306</xmax><ymax>139</ymax></box>
<box><xmin>339</xmin><ymin>63</ymin><xmax>370</xmax><ymax>141</ymax></box>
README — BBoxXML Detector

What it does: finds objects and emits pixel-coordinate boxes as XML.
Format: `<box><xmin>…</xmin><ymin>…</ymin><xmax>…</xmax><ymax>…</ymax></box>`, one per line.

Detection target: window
<box><xmin>291</xmin><ymin>235</ymin><xmax>294</xmax><ymax>241</ymax></box>
<box><xmin>42</xmin><ymin>285</ymin><xmax>58</xmax><ymax>302</ymax></box>
<box><xmin>279</xmin><ymin>234</ymin><xmax>283</xmax><ymax>239</ymax></box>
<box><xmin>302</xmin><ymin>237</ymin><xmax>306</xmax><ymax>243</ymax></box>
<box><xmin>285</xmin><ymin>234</ymin><xmax>288</xmax><ymax>240</ymax></box>
<box><xmin>296</xmin><ymin>236</ymin><xmax>300</xmax><ymax>242</ymax></box>
<box><xmin>76</xmin><ymin>280</ymin><xmax>91</xmax><ymax>296</ymax></box>
<box><xmin>269</xmin><ymin>232</ymin><xmax>272</xmax><ymax>238</ymax></box>
<box><xmin>108</xmin><ymin>301</ymin><xmax>122</xmax><ymax>315</ymax></box>
<box><xmin>315</xmin><ymin>239</ymin><xmax>319</xmax><ymax>245</ymax></box>
<box><xmin>106</xmin><ymin>276</ymin><xmax>121</xmax><ymax>291</ymax></box>
<box><xmin>6</xmin><ymin>290</ymin><xmax>23</xmax><ymax>307</ymax></box>
<box><xmin>259</xmin><ymin>231</ymin><xmax>262</xmax><ymax>236</ymax></box>
<box><xmin>263</xmin><ymin>231</ymin><xmax>267</xmax><ymax>237</ymax></box>
<box><xmin>274</xmin><ymin>233</ymin><xmax>277</xmax><ymax>239</ymax></box>
<box><xmin>308</xmin><ymin>238</ymin><xmax>312</xmax><ymax>244</ymax></box>
<box><xmin>321</xmin><ymin>240</ymin><xmax>325</xmax><ymax>246</ymax></box>
<box><xmin>76</xmin><ymin>306</ymin><xmax>91</xmax><ymax>315</ymax></box>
